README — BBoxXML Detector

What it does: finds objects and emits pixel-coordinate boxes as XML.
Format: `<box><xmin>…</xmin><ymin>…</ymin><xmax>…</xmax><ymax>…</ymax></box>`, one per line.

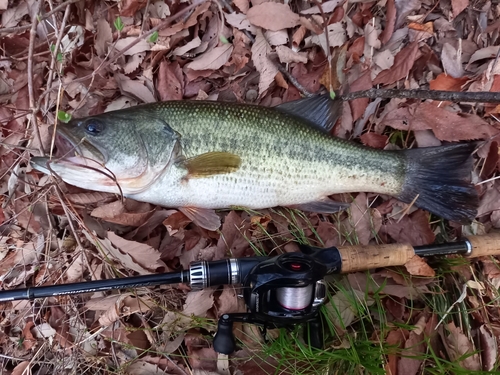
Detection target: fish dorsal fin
<box><xmin>182</xmin><ymin>151</ymin><xmax>241</xmax><ymax>178</ymax></box>
<box><xmin>274</xmin><ymin>94</ymin><xmax>342</xmax><ymax>133</ymax></box>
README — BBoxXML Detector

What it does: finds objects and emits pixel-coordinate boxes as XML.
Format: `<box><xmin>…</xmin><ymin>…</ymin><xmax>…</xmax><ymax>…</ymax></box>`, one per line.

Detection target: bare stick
<box><xmin>43</xmin><ymin>3</ymin><xmax>72</xmax><ymax>112</ymax></box>
<box><xmin>27</xmin><ymin>1</ymin><xmax>45</xmax><ymax>155</ymax></box>
<box><xmin>341</xmin><ymin>89</ymin><xmax>500</xmax><ymax>103</ymax></box>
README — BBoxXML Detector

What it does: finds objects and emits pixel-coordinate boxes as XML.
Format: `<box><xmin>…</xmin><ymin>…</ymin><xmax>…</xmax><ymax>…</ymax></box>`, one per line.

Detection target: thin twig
<box><xmin>44</xmin><ymin>2</ymin><xmax>72</xmax><ymax>113</ymax></box>
<box><xmin>275</xmin><ymin>63</ymin><xmax>314</xmax><ymax>97</ymax></box>
<box><xmin>27</xmin><ymin>0</ymin><xmax>45</xmax><ymax>155</ymax></box>
<box><xmin>0</xmin><ymin>0</ymin><xmax>81</xmax><ymax>36</ymax></box>
<box><xmin>341</xmin><ymin>88</ymin><xmax>500</xmax><ymax>103</ymax></box>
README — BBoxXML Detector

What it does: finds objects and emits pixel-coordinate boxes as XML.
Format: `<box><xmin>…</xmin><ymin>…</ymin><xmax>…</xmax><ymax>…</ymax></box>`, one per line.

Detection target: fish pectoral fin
<box><xmin>274</xmin><ymin>94</ymin><xmax>342</xmax><ymax>133</ymax></box>
<box><xmin>287</xmin><ymin>198</ymin><xmax>350</xmax><ymax>214</ymax></box>
<box><xmin>182</xmin><ymin>151</ymin><xmax>241</xmax><ymax>178</ymax></box>
<box><xmin>179</xmin><ymin>207</ymin><xmax>221</xmax><ymax>231</ymax></box>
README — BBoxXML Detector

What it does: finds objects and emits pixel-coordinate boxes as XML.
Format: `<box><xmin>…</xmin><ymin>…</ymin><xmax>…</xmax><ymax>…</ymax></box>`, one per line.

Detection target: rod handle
<box><xmin>467</xmin><ymin>232</ymin><xmax>500</xmax><ymax>258</ymax></box>
<box><xmin>337</xmin><ymin>243</ymin><xmax>415</xmax><ymax>273</ymax></box>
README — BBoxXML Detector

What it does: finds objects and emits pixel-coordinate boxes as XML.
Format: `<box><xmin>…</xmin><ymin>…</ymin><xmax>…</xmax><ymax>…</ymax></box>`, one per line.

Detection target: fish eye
<box><xmin>83</xmin><ymin>120</ymin><xmax>104</xmax><ymax>136</ymax></box>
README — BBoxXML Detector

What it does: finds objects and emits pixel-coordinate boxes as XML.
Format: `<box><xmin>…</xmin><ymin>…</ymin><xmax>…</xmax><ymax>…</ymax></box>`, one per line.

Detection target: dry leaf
<box><xmin>300</xmin><ymin>0</ymin><xmax>343</xmax><ymax>14</ymax></box>
<box><xmin>348</xmin><ymin>193</ymin><xmax>378</xmax><ymax>246</ymax></box>
<box><xmin>157</xmin><ymin>60</ymin><xmax>184</xmax><ymax>101</ymax></box>
<box><xmin>95</xmin><ymin>18</ymin><xmax>113</xmax><ymax>57</ymax></box>
<box><xmin>385</xmin><ymin>330</ymin><xmax>406</xmax><ymax>375</ymax></box>
<box><xmin>82</xmin><ymin>230</ymin><xmax>166</xmax><ymax>274</ymax></box>
<box><xmin>360</xmin><ymin>132</ymin><xmax>388</xmax><ymax>149</ymax></box>
<box><xmin>185</xmin><ymin>44</ymin><xmax>233</xmax><ymax>71</ymax></box>
<box><xmin>247</xmin><ymin>3</ymin><xmax>300</xmax><ymax>31</ymax></box>
<box><xmin>452</xmin><ymin>0</ymin><xmax>469</xmax><ymax>18</ymax></box>
<box><xmin>441</xmin><ymin>42</ymin><xmax>464</xmax><ymax>78</ymax></box>
<box><xmin>468</xmin><ymin>46</ymin><xmax>500</xmax><ymax>65</ymax></box>
<box><xmin>11</xmin><ymin>362</ymin><xmax>31</xmax><ymax>375</ymax></box>
<box><xmin>441</xmin><ymin>322</ymin><xmax>481</xmax><ymax>371</ymax></box>
<box><xmin>233</xmin><ymin>0</ymin><xmax>249</xmax><ymax>13</ymax></box>
<box><xmin>116</xmin><ymin>73</ymin><xmax>156</xmax><ymax>103</ymax></box>
<box><xmin>379</xmin><ymin>0</ymin><xmax>396</xmax><ymax>44</ymax></box>
<box><xmin>374</xmin><ymin>41</ymin><xmax>419</xmax><ymax>85</ymax></box>
<box><xmin>251</xmin><ymin>29</ymin><xmax>278</xmax><ymax>96</ymax></box>
<box><xmin>172</xmin><ymin>37</ymin><xmax>202</xmax><ymax>56</ymax></box>
<box><xmin>404</xmin><ymin>255</ymin><xmax>435</xmax><ymax>277</ymax></box>
<box><xmin>183</xmin><ymin>288</ymin><xmax>215</xmax><ymax>318</ymax></box>
<box><xmin>429</xmin><ymin>73</ymin><xmax>468</xmax><ymax>91</ymax></box>
<box><xmin>216</xmin><ymin>211</ymin><xmax>251</xmax><ymax>258</ymax></box>
<box><xmin>21</xmin><ymin>321</ymin><xmax>36</xmax><ymax>350</ymax></box>
<box><xmin>225</xmin><ymin>12</ymin><xmax>256</xmax><ymax>33</ymax></box>
<box><xmin>382</xmin><ymin>210</ymin><xmax>435</xmax><ymax>246</ymax></box>
<box><xmin>306</xmin><ymin>23</ymin><xmax>347</xmax><ymax>55</ymax></box>
<box><xmin>91</xmin><ymin>199</ymin><xmax>155</xmax><ymax>227</ymax></box>
<box><xmin>1</xmin><ymin>2</ymin><xmax>28</xmax><ymax>28</ymax></box>
<box><xmin>125</xmin><ymin>361</ymin><xmax>169</xmax><ymax>374</ymax></box>
<box><xmin>66</xmin><ymin>191</ymin><xmax>115</xmax><ymax>205</ymax></box>
<box><xmin>89</xmin><ymin>294</ymin><xmax>155</xmax><ymax>326</ymax></box>
<box><xmin>395</xmin><ymin>0</ymin><xmax>422</xmax><ymax>27</ymax></box>
<box><xmin>120</xmin><ymin>0</ymin><xmax>148</xmax><ymax>17</ymax></box>
<box><xmin>398</xmin><ymin>328</ymin><xmax>425</xmax><ymax>375</ymax></box>
<box><xmin>65</xmin><ymin>251</ymin><xmax>86</xmax><ymax>283</ymax></box>
<box><xmin>276</xmin><ymin>45</ymin><xmax>308</xmax><ymax>64</ymax></box>
<box><xmin>381</xmin><ymin>101</ymin><xmax>498</xmax><ymax>141</ymax></box>
<box><xmin>477</xmin><ymin>181</ymin><xmax>500</xmax><ymax>217</ymax></box>
<box><xmin>413</xmin><ymin>130</ymin><xmax>441</xmax><ymax>147</ymax></box>
<box><xmin>349</xmin><ymin>69</ymin><xmax>372</xmax><ymax>121</ymax></box>
<box><xmin>230</xmin><ymin>29</ymin><xmax>251</xmax><ymax>72</ymax></box>
<box><xmin>325</xmin><ymin>289</ymin><xmax>374</xmax><ymax>331</ymax></box>
<box><xmin>115</xmin><ymin>37</ymin><xmax>151</xmax><ymax>56</ymax></box>
<box><xmin>216</xmin><ymin>285</ymin><xmax>245</xmax><ymax>316</ymax></box>
<box><xmin>479</xmin><ymin>325</ymin><xmax>497</xmax><ymax>371</ymax></box>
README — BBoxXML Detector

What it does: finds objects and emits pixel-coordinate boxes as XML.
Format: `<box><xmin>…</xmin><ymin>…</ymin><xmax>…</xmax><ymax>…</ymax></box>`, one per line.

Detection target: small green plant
<box><xmin>114</xmin><ymin>16</ymin><xmax>124</xmax><ymax>32</ymax></box>
<box><xmin>149</xmin><ymin>31</ymin><xmax>159</xmax><ymax>43</ymax></box>
<box><xmin>57</xmin><ymin>110</ymin><xmax>72</xmax><ymax>123</ymax></box>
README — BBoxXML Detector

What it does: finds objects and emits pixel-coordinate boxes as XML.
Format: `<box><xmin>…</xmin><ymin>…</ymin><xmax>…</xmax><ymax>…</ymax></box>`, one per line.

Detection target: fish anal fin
<box><xmin>179</xmin><ymin>207</ymin><xmax>221</xmax><ymax>231</ymax></box>
<box><xmin>287</xmin><ymin>198</ymin><xmax>350</xmax><ymax>214</ymax></box>
<box><xmin>182</xmin><ymin>152</ymin><xmax>241</xmax><ymax>178</ymax></box>
<box><xmin>274</xmin><ymin>94</ymin><xmax>342</xmax><ymax>133</ymax></box>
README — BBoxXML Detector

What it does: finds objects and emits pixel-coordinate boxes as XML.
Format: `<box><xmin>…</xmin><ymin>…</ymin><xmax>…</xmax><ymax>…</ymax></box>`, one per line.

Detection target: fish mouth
<box><xmin>52</xmin><ymin>128</ymin><xmax>105</xmax><ymax>163</ymax></box>
<box><xmin>31</xmin><ymin>127</ymin><xmax>106</xmax><ymax>176</ymax></box>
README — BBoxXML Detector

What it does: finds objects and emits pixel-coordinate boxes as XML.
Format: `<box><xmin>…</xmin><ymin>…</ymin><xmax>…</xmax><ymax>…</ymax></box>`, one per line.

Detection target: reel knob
<box><xmin>213</xmin><ymin>314</ymin><xmax>236</xmax><ymax>354</ymax></box>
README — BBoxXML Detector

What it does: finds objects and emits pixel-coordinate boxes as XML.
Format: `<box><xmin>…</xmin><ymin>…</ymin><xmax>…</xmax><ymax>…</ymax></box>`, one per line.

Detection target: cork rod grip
<box><xmin>467</xmin><ymin>232</ymin><xmax>500</xmax><ymax>258</ymax></box>
<box><xmin>337</xmin><ymin>243</ymin><xmax>416</xmax><ymax>273</ymax></box>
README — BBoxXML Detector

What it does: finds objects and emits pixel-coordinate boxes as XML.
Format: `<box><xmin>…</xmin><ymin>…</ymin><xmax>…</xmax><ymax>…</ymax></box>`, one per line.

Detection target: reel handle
<box><xmin>213</xmin><ymin>314</ymin><xmax>236</xmax><ymax>354</ymax></box>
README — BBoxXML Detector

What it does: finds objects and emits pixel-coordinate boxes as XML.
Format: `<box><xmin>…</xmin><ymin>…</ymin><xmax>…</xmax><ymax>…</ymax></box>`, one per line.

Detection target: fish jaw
<box><xmin>31</xmin><ymin>156</ymin><xmax>126</xmax><ymax>194</ymax></box>
<box><xmin>31</xmin><ymin>154</ymin><xmax>172</xmax><ymax>195</ymax></box>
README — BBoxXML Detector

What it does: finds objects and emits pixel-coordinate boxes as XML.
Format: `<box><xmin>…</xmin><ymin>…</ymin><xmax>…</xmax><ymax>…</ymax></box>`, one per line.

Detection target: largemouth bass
<box><xmin>31</xmin><ymin>95</ymin><xmax>478</xmax><ymax>230</ymax></box>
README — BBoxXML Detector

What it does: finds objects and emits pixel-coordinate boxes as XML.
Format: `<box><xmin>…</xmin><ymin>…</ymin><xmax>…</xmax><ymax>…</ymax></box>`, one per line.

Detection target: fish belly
<box><xmin>129</xmin><ymin>153</ymin><xmax>404</xmax><ymax>209</ymax></box>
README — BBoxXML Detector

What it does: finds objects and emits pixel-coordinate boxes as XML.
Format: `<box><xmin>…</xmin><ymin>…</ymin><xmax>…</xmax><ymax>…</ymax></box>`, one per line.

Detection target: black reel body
<box><xmin>213</xmin><ymin>250</ymin><xmax>338</xmax><ymax>354</ymax></box>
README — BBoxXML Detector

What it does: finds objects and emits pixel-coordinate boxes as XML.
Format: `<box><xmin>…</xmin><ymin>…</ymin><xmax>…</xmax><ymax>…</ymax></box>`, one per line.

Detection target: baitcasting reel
<box><xmin>209</xmin><ymin>246</ymin><xmax>342</xmax><ymax>354</ymax></box>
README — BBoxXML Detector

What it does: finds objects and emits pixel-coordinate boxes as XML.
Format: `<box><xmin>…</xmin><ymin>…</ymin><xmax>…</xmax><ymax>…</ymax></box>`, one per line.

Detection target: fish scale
<box><xmin>31</xmin><ymin>95</ymin><xmax>478</xmax><ymax>229</ymax></box>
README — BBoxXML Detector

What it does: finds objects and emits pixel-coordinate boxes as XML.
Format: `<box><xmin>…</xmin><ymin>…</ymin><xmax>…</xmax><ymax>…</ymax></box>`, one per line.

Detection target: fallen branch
<box><xmin>341</xmin><ymin>89</ymin><xmax>500</xmax><ymax>103</ymax></box>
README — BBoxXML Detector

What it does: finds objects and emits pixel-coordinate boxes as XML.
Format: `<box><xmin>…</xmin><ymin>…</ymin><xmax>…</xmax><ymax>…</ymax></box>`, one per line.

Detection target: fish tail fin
<box><xmin>398</xmin><ymin>143</ymin><xmax>478</xmax><ymax>224</ymax></box>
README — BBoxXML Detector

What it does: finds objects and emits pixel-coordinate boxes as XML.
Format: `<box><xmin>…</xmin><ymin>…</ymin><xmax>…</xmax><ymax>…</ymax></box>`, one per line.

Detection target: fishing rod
<box><xmin>1</xmin><ymin>233</ymin><xmax>499</xmax><ymax>354</ymax></box>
